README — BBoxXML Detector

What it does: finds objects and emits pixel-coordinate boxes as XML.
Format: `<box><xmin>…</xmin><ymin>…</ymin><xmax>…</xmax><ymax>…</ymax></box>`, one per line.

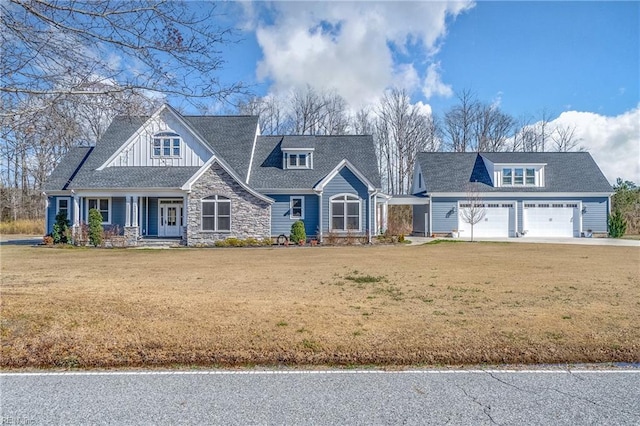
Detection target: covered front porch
<box><xmin>68</xmin><ymin>192</ymin><xmax>189</xmax><ymax>245</ymax></box>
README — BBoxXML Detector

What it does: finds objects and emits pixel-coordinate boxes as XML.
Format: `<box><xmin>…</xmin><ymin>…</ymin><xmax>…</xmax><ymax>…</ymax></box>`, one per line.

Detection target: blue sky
<box><xmin>204</xmin><ymin>1</ymin><xmax>639</xmax><ymax>182</ymax></box>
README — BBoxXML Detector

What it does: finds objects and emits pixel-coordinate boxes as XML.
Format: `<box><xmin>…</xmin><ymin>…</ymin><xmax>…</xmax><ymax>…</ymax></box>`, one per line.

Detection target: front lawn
<box><xmin>1</xmin><ymin>243</ymin><xmax>638</xmax><ymax>368</ymax></box>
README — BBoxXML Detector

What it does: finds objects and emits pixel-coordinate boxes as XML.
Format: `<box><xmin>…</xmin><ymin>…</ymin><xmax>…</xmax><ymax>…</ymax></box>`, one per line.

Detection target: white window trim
<box><xmin>290</xmin><ymin>196</ymin><xmax>305</xmax><ymax>220</ymax></box>
<box><xmin>284</xmin><ymin>152</ymin><xmax>312</xmax><ymax>169</ymax></box>
<box><xmin>500</xmin><ymin>167</ymin><xmax>541</xmax><ymax>187</ymax></box>
<box><xmin>56</xmin><ymin>197</ymin><xmax>71</xmax><ymax>221</ymax></box>
<box><xmin>329</xmin><ymin>193</ymin><xmax>362</xmax><ymax>232</ymax></box>
<box><xmin>200</xmin><ymin>195</ymin><xmax>231</xmax><ymax>232</ymax></box>
<box><xmin>151</xmin><ymin>132</ymin><xmax>182</xmax><ymax>159</ymax></box>
<box><xmin>86</xmin><ymin>198</ymin><xmax>111</xmax><ymax>225</ymax></box>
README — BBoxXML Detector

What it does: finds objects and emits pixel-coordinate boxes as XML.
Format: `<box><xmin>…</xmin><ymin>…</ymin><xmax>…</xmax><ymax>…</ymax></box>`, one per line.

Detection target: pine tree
<box><xmin>608</xmin><ymin>209</ymin><xmax>627</xmax><ymax>238</ymax></box>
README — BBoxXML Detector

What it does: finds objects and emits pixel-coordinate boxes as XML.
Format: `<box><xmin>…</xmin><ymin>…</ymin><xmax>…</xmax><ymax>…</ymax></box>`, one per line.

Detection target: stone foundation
<box><xmin>124</xmin><ymin>226</ymin><xmax>139</xmax><ymax>246</ymax></box>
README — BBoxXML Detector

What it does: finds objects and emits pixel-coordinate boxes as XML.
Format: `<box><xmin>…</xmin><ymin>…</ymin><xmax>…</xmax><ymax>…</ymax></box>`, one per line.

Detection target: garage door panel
<box><xmin>458</xmin><ymin>204</ymin><xmax>510</xmax><ymax>238</ymax></box>
<box><xmin>523</xmin><ymin>203</ymin><xmax>576</xmax><ymax>237</ymax></box>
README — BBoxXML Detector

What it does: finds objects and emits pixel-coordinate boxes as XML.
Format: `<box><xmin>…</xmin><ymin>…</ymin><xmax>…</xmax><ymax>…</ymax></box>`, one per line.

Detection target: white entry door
<box><xmin>523</xmin><ymin>203</ymin><xmax>576</xmax><ymax>237</ymax></box>
<box><xmin>159</xmin><ymin>201</ymin><xmax>182</xmax><ymax>237</ymax></box>
<box><xmin>458</xmin><ymin>203</ymin><xmax>511</xmax><ymax>238</ymax></box>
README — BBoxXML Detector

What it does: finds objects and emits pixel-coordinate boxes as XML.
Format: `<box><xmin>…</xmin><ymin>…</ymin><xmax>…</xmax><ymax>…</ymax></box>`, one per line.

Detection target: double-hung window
<box><xmin>513</xmin><ymin>168</ymin><xmax>524</xmax><ymax>185</ymax></box>
<box><xmin>290</xmin><ymin>197</ymin><xmax>304</xmax><ymax>219</ymax></box>
<box><xmin>525</xmin><ymin>168</ymin><xmax>535</xmax><ymax>185</ymax></box>
<box><xmin>330</xmin><ymin>194</ymin><xmax>360</xmax><ymax>231</ymax></box>
<box><xmin>56</xmin><ymin>198</ymin><xmax>70</xmax><ymax>221</ymax></box>
<box><xmin>88</xmin><ymin>198</ymin><xmax>110</xmax><ymax>224</ymax></box>
<box><xmin>152</xmin><ymin>132</ymin><xmax>181</xmax><ymax>158</ymax></box>
<box><xmin>502</xmin><ymin>168</ymin><xmax>512</xmax><ymax>185</ymax></box>
<box><xmin>201</xmin><ymin>195</ymin><xmax>231</xmax><ymax>232</ymax></box>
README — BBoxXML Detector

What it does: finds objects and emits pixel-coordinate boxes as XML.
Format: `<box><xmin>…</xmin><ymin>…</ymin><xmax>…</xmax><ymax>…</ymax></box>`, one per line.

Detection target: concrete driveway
<box><xmin>406</xmin><ymin>236</ymin><xmax>640</xmax><ymax>247</ymax></box>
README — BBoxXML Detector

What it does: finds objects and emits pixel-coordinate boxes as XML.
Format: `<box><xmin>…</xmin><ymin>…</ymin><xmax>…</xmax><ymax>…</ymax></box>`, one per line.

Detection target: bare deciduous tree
<box><xmin>443</xmin><ymin>89</ymin><xmax>478</xmax><ymax>152</ymax></box>
<box><xmin>376</xmin><ymin>88</ymin><xmax>439</xmax><ymax>194</ymax></box>
<box><xmin>551</xmin><ymin>124</ymin><xmax>582</xmax><ymax>152</ymax></box>
<box><xmin>459</xmin><ymin>183</ymin><xmax>486</xmax><ymax>242</ymax></box>
<box><xmin>1</xmin><ymin>0</ymin><xmax>246</xmax><ymax>109</ymax></box>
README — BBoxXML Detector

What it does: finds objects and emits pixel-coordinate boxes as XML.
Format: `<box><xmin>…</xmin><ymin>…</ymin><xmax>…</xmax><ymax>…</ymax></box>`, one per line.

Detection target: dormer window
<box><xmin>284</xmin><ymin>152</ymin><xmax>313</xmax><ymax>169</ymax></box>
<box><xmin>152</xmin><ymin>132</ymin><xmax>181</xmax><ymax>158</ymax></box>
<box><xmin>500</xmin><ymin>166</ymin><xmax>542</xmax><ymax>187</ymax></box>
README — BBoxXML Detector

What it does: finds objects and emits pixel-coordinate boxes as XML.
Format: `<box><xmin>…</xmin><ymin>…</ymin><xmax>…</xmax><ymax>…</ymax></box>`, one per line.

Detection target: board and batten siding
<box><xmin>268</xmin><ymin>194</ymin><xmax>319</xmax><ymax>237</ymax></box>
<box><xmin>321</xmin><ymin>167</ymin><xmax>370</xmax><ymax>234</ymax></box>
<box><xmin>105</xmin><ymin>112</ymin><xmax>212</xmax><ymax>168</ymax></box>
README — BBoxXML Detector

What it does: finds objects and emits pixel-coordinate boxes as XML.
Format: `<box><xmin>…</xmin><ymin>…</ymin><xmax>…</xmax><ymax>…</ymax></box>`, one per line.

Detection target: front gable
<box><xmin>99</xmin><ymin>105</ymin><xmax>214</xmax><ymax>169</ymax></box>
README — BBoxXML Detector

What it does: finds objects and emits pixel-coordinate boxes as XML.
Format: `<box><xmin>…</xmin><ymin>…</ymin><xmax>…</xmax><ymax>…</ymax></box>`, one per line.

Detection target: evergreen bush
<box><xmin>51</xmin><ymin>211</ymin><xmax>70</xmax><ymax>244</ymax></box>
<box><xmin>88</xmin><ymin>208</ymin><xmax>104</xmax><ymax>246</ymax></box>
<box><xmin>608</xmin><ymin>209</ymin><xmax>627</xmax><ymax>238</ymax></box>
<box><xmin>290</xmin><ymin>220</ymin><xmax>306</xmax><ymax>244</ymax></box>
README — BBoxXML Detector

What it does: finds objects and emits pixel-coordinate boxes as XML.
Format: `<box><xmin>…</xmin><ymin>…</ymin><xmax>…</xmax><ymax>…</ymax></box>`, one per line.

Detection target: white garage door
<box><xmin>458</xmin><ymin>203</ymin><xmax>511</xmax><ymax>238</ymax></box>
<box><xmin>523</xmin><ymin>203</ymin><xmax>576</xmax><ymax>237</ymax></box>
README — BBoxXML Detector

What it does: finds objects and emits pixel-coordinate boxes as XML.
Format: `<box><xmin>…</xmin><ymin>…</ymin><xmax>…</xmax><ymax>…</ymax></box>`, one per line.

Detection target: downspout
<box><xmin>317</xmin><ymin>190</ymin><xmax>323</xmax><ymax>243</ymax></box>
<box><xmin>43</xmin><ymin>192</ymin><xmax>49</xmax><ymax>235</ymax></box>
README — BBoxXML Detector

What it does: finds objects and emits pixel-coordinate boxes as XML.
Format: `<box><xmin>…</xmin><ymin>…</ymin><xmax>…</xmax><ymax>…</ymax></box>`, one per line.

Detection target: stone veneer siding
<box><xmin>186</xmin><ymin>163</ymin><xmax>271</xmax><ymax>246</ymax></box>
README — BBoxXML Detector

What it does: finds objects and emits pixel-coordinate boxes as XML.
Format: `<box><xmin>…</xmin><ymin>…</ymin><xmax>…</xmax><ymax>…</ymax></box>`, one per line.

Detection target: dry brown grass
<box><xmin>0</xmin><ymin>219</ymin><xmax>44</xmax><ymax>235</ymax></box>
<box><xmin>1</xmin><ymin>243</ymin><xmax>639</xmax><ymax>369</ymax></box>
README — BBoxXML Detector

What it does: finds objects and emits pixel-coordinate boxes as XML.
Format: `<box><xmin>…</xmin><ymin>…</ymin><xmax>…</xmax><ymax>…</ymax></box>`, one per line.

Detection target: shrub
<box><xmin>225</xmin><ymin>237</ymin><xmax>246</xmax><ymax>247</ymax></box>
<box><xmin>214</xmin><ymin>239</ymin><xmax>229</xmax><ymax>247</ymax></box>
<box><xmin>42</xmin><ymin>235</ymin><xmax>54</xmax><ymax>245</ymax></box>
<box><xmin>290</xmin><ymin>220</ymin><xmax>306</xmax><ymax>244</ymax></box>
<box><xmin>608</xmin><ymin>209</ymin><xmax>627</xmax><ymax>238</ymax></box>
<box><xmin>261</xmin><ymin>237</ymin><xmax>273</xmax><ymax>246</ymax></box>
<box><xmin>88</xmin><ymin>208</ymin><xmax>104</xmax><ymax>247</ymax></box>
<box><xmin>51</xmin><ymin>211</ymin><xmax>70</xmax><ymax>244</ymax></box>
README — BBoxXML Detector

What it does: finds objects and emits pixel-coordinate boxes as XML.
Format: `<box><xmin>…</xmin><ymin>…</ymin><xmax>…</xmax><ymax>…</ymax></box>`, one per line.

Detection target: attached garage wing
<box><xmin>458</xmin><ymin>203</ymin><xmax>512</xmax><ymax>238</ymax></box>
<box><xmin>523</xmin><ymin>203</ymin><xmax>577</xmax><ymax>237</ymax></box>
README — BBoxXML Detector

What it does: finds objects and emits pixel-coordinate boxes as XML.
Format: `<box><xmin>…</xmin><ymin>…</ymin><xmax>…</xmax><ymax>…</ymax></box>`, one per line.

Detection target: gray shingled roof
<box><xmin>249</xmin><ymin>135</ymin><xmax>381</xmax><ymax>190</ymax></box>
<box><xmin>281</xmin><ymin>135</ymin><xmax>317</xmax><ymax>150</ymax></box>
<box><xmin>43</xmin><ymin>147</ymin><xmax>93</xmax><ymax>191</ymax></box>
<box><xmin>46</xmin><ymin>113</ymin><xmax>259</xmax><ymax>190</ymax></box>
<box><xmin>415</xmin><ymin>152</ymin><xmax>612</xmax><ymax>193</ymax></box>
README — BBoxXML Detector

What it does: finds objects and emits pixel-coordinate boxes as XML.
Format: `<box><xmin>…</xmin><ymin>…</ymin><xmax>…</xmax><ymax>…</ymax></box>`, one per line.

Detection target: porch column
<box><xmin>132</xmin><ymin>196</ymin><xmax>139</xmax><ymax>227</ymax></box>
<box><xmin>72</xmin><ymin>195</ymin><xmax>80</xmax><ymax>228</ymax></box>
<box><xmin>44</xmin><ymin>195</ymin><xmax>49</xmax><ymax>234</ymax></box>
<box><xmin>182</xmin><ymin>194</ymin><xmax>189</xmax><ymax>236</ymax></box>
<box><xmin>125</xmin><ymin>195</ymin><xmax>131</xmax><ymax>227</ymax></box>
<box><xmin>382</xmin><ymin>201</ymin><xmax>388</xmax><ymax>234</ymax></box>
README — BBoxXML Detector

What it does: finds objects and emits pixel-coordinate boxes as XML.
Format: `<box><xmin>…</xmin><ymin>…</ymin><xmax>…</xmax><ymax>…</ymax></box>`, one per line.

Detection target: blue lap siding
<box><xmin>322</xmin><ymin>167</ymin><xmax>371</xmax><ymax>234</ymax></box>
<box><xmin>268</xmin><ymin>194</ymin><xmax>320</xmax><ymax>237</ymax></box>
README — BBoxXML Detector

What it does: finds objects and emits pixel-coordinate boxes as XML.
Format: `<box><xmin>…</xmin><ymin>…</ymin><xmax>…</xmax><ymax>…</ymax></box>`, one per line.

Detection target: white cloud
<box><xmin>422</xmin><ymin>62</ymin><xmax>453</xmax><ymax>99</ymax></box>
<box><xmin>549</xmin><ymin>107</ymin><xmax>640</xmax><ymax>184</ymax></box>
<box><xmin>252</xmin><ymin>1</ymin><xmax>473</xmax><ymax>109</ymax></box>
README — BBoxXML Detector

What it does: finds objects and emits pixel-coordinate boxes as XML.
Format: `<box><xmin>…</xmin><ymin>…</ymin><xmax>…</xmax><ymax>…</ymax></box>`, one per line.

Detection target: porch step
<box><xmin>137</xmin><ymin>238</ymin><xmax>183</xmax><ymax>248</ymax></box>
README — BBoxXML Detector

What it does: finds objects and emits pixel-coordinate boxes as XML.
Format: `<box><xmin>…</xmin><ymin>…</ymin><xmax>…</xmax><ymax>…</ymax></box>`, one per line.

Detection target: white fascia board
<box><xmin>492</xmin><ymin>162</ymin><xmax>548</xmax><ymax>167</ymax></box>
<box><xmin>64</xmin><ymin>189</ymin><xmax>185</xmax><ymax>197</ymax></box>
<box><xmin>313</xmin><ymin>159</ymin><xmax>375</xmax><ymax>192</ymax></box>
<box><xmin>282</xmin><ymin>148</ymin><xmax>316</xmax><ymax>152</ymax></box>
<box><xmin>182</xmin><ymin>156</ymin><xmax>274</xmax><ymax>204</ymax></box>
<box><xmin>387</xmin><ymin>196</ymin><xmax>430</xmax><ymax>205</ymax></box>
<box><xmin>245</xmin><ymin>122</ymin><xmax>260</xmax><ymax>184</ymax></box>
<box><xmin>97</xmin><ymin>104</ymin><xmax>215</xmax><ymax>171</ymax></box>
<box><xmin>430</xmin><ymin>191</ymin><xmax>613</xmax><ymax>198</ymax></box>
<box><xmin>259</xmin><ymin>189</ymin><xmax>317</xmax><ymax>195</ymax></box>
<box><xmin>42</xmin><ymin>190</ymin><xmax>73</xmax><ymax>196</ymax></box>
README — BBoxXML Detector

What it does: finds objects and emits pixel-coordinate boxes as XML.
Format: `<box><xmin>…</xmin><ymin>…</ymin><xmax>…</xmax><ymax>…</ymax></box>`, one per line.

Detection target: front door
<box><xmin>159</xmin><ymin>201</ymin><xmax>182</xmax><ymax>237</ymax></box>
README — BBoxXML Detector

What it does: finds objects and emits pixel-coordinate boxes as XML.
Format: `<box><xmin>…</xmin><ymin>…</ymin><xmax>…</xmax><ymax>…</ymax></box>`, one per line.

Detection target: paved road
<box><xmin>2</xmin><ymin>369</ymin><xmax>639</xmax><ymax>425</ymax></box>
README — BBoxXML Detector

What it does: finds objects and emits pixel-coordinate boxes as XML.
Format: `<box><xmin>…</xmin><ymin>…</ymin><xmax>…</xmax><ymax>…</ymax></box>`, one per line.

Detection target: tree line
<box><xmin>238</xmin><ymin>87</ymin><xmax>582</xmax><ymax>195</ymax></box>
<box><xmin>0</xmin><ymin>0</ymin><xmax>584</xmax><ymax>221</ymax></box>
